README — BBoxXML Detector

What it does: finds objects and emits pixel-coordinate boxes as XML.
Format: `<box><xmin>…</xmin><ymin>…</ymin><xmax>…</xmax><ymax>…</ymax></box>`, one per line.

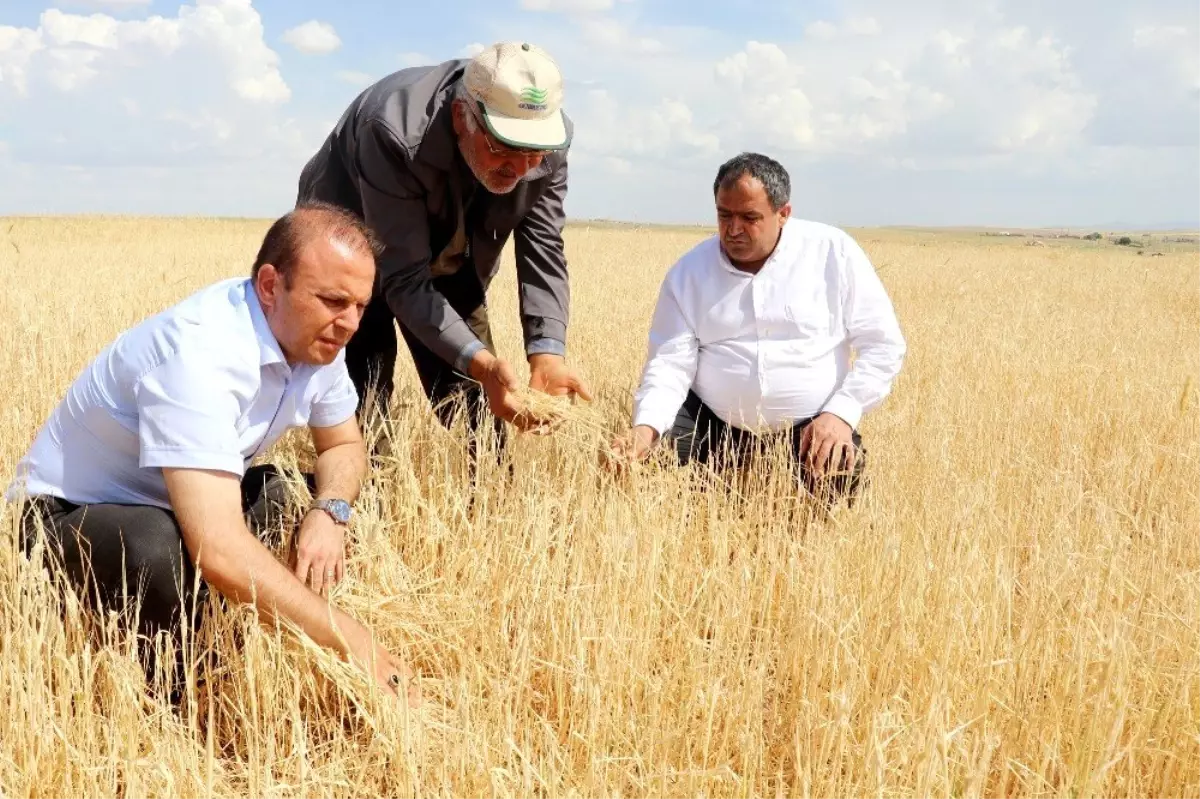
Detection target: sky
<box><xmin>0</xmin><ymin>0</ymin><xmax>1197</xmax><ymax>228</ymax></box>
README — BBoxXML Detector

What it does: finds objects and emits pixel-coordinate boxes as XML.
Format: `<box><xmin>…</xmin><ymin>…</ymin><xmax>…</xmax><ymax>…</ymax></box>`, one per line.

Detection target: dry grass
<box><xmin>0</xmin><ymin>217</ymin><xmax>1197</xmax><ymax>797</ymax></box>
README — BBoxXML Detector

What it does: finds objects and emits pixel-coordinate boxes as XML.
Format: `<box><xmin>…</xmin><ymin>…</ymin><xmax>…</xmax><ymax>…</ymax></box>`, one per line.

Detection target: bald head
<box><xmin>252</xmin><ymin>202</ymin><xmax>380</xmax><ymax>286</ymax></box>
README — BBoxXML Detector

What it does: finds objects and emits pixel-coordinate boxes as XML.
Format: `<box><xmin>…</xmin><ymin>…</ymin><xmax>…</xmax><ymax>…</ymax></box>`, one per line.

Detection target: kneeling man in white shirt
<box><xmin>8</xmin><ymin>203</ymin><xmax>417</xmax><ymax>705</ymax></box>
<box><xmin>611</xmin><ymin>152</ymin><xmax>906</xmax><ymax>503</ymax></box>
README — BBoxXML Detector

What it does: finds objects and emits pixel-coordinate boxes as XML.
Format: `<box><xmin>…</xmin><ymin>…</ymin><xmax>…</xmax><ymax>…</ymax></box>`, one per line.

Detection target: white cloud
<box><xmin>461</xmin><ymin>42</ymin><xmax>485</xmax><ymax>57</ymax></box>
<box><xmin>0</xmin><ymin>3</ymin><xmax>287</xmax><ymax>102</ymax></box>
<box><xmin>0</xmin><ymin>26</ymin><xmax>45</xmax><ymax>95</ymax></box>
<box><xmin>805</xmin><ymin>16</ymin><xmax>882</xmax><ymax>40</ymax></box>
<box><xmin>709</xmin><ymin>22</ymin><xmax>1097</xmax><ymax>160</ymax></box>
<box><xmin>0</xmin><ymin>0</ymin><xmax>302</xmax><ymax>194</ymax></box>
<box><xmin>579</xmin><ymin>18</ymin><xmax>665</xmax><ymax>55</ymax></box>
<box><xmin>804</xmin><ymin>21</ymin><xmax>837</xmax><ymax>40</ymax></box>
<box><xmin>280</xmin><ymin>20</ymin><xmax>340</xmax><ymax>55</ymax></box>
<box><xmin>0</xmin><ymin>0</ymin><xmax>1196</xmax><ymax>228</ymax></box>
<box><xmin>573</xmin><ymin>89</ymin><xmax>719</xmax><ymax>161</ymax></box>
<box><xmin>846</xmin><ymin>16</ymin><xmax>882</xmax><ymax>36</ymax></box>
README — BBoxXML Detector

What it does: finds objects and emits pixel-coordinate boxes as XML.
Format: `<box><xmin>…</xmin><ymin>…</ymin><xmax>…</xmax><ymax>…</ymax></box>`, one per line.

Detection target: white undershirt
<box><xmin>631</xmin><ymin>218</ymin><xmax>906</xmax><ymax>434</ymax></box>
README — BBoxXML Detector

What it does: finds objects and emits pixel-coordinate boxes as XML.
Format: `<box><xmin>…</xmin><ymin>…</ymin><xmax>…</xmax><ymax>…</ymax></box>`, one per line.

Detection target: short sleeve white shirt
<box><xmin>6</xmin><ymin>277</ymin><xmax>359</xmax><ymax>510</ymax></box>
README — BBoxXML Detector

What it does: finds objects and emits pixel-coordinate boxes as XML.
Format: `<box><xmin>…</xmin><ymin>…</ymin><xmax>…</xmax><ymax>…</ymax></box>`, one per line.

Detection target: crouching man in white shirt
<box><xmin>610</xmin><ymin>152</ymin><xmax>906</xmax><ymax>505</ymax></box>
<box><xmin>8</xmin><ymin>202</ymin><xmax>418</xmax><ymax>706</ymax></box>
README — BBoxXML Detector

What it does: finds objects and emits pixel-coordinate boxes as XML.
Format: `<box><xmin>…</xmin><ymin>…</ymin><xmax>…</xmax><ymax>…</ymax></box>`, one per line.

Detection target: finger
<box><xmin>294</xmin><ymin>549</ymin><xmax>313</xmax><ymax>586</ymax></box>
<box><xmin>799</xmin><ymin>422</ymin><xmax>815</xmax><ymax>458</ymax></box>
<box><xmin>571</xmin><ymin>376</ymin><xmax>594</xmax><ymax>402</ymax></box>
<box><xmin>496</xmin><ymin>359</ymin><xmax>521</xmax><ymax>392</ymax></box>
<box><xmin>334</xmin><ymin>554</ymin><xmax>344</xmax><ymax>586</ymax></box>
<box><xmin>830</xmin><ymin>442</ymin><xmax>848</xmax><ymax>476</ymax></box>
<box><xmin>318</xmin><ymin>556</ymin><xmax>336</xmax><ymax>595</ymax></box>
<box><xmin>803</xmin><ymin>428</ymin><xmax>820</xmax><ymax>471</ymax></box>
<box><xmin>842</xmin><ymin>440</ymin><xmax>857</xmax><ymax>474</ymax></box>
<box><xmin>311</xmin><ymin>559</ymin><xmax>327</xmax><ymax>596</ymax></box>
<box><xmin>388</xmin><ymin>655</ymin><xmax>421</xmax><ymax>707</ymax></box>
<box><xmin>813</xmin><ymin>435</ymin><xmax>835</xmax><ymax>477</ymax></box>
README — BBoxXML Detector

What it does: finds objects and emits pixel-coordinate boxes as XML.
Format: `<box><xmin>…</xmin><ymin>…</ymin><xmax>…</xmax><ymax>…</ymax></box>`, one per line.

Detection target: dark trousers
<box><xmin>668</xmin><ymin>391</ymin><xmax>867</xmax><ymax>504</ymax></box>
<box><xmin>347</xmin><ymin>268</ymin><xmax>504</xmax><ymax>450</ymax></box>
<box><xmin>18</xmin><ymin>464</ymin><xmax>308</xmax><ymax>683</ymax></box>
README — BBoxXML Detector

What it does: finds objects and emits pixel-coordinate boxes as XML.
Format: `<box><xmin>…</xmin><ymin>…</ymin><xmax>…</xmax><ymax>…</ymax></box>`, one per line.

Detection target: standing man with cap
<box><xmin>297</xmin><ymin>42</ymin><xmax>592</xmax><ymax>453</ymax></box>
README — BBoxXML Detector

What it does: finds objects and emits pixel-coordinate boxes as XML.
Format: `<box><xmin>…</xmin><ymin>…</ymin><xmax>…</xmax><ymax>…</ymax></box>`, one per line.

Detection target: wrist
<box><xmin>528</xmin><ymin>352</ymin><xmax>565</xmax><ymax>369</ymax></box>
<box><xmin>330</xmin><ymin>608</ymin><xmax>370</xmax><ymax>657</ymax></box>
<box><xmin>633</xmin><ymin>424</ymin><xmax>659</xmax><ymax>447</ymax></box>
<box><xmin>468</xmin><ymin>348</ymin><xmax>498</xmax><ymax>382</ymax></box>
<box><xmin>309</xmin><ymin>497</ymin><xmax>353</xmax><ymax>525</ymax></box>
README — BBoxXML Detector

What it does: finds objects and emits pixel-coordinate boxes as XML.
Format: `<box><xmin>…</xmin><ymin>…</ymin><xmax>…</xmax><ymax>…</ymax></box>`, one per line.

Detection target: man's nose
<box><xmin>510</xmin><ymin>152</ymin><xmax>544</xmax><ymax>174</ymax></box>
<box><xmin>336</xmin><ymin>307</ymin><xmax>362</xmax><ymax>335</ymax></box>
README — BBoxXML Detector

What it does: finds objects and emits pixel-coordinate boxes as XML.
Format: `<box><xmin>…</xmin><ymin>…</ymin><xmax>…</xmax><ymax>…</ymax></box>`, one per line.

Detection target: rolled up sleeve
<box><xmin>632</xmin><ymin>275</ymin><xmax>699</xmax><ymax>435</ymax></box>
<box><xmin>514</xmin><ymin>156</ymin><xmax>570</xmax><ymax>358</ymax></box>
<box><xmin>135</xmin><ymin>353</ymin><xmax>246</xmax><ymax>476</ymax></box>
<box><xmin>309</xmin><ymin>359</ymin><xmax>360</xmax><ymax>428</ymax></box>
<box><xmin>356</xmin><ymin>121</ymin><xmax>482</xmax><ymax>369</ymax></box>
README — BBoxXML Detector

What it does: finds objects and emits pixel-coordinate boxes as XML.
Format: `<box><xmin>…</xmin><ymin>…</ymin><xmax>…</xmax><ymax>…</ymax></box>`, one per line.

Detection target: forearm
<box><xmin>313</xmin><ymin>441</ymin><xmax>366</xmax><ymax>503</ymax></box>
<box><xmin>198</xmin><ymin>525</ymin><xmax>361</xmax><ymax>654</ymax></box>
<box><xmin>632</xmin><ymin>357</ymin><xmax>696</xmax><ymax>435</ymax></box>
<box><xmin>823</xmin><ymin>343</ymin><xmax>906</xmax><ymax>427</ymax></box>
<box><xmin>384</xmin><ymin>276</ymin><xmax>479</xmax><ymax>363</ymax></box>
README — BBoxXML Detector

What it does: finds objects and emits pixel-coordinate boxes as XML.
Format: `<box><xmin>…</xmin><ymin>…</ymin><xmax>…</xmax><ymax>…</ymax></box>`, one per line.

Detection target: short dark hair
<box><xmin>713</xmin><ymin>152</ymin><xmax>791</xmax><ymax>211</ymax></box>
<box><xmin>251</xmin><ymin>201</ymin><xmax>382</xmax><ymax>284</ymax></box>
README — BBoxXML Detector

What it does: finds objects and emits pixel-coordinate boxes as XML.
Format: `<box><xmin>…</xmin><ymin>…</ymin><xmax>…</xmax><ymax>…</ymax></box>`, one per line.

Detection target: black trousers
<box><xmin>348</xmin><ymin>267</ymin><xmax>504</xmax><ymax>450</ymax></box>
<box><xmin>668</xmin><ymin>391</ymin><xmax>867</xmax><ymax>504</ymax></box>
<box><xmin>18</xmin><ymin>464</ymin><xmax>308</xmax><ymax>664</ymax></box>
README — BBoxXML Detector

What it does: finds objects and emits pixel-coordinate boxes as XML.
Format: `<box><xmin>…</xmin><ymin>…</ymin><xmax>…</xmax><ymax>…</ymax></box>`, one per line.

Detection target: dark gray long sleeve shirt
<box><xmin>296</xmin><ymin>59</ymin><xmax>573</xmax><ymax>371</ymax></box>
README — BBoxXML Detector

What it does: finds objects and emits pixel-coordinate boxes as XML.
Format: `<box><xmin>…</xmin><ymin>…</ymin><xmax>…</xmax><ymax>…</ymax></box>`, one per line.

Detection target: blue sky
<box><xmin>1</xmin><ymin>0</ymin><xmax>1197</xmax><ymax>228</ymax></box>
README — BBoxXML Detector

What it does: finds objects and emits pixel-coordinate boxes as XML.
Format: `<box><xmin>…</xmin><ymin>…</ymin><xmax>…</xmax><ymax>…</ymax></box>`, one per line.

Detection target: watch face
<box><xmin>326</xmin><ymin>499</ymin><xmax>352</xmax><ymax>523</ymax></box>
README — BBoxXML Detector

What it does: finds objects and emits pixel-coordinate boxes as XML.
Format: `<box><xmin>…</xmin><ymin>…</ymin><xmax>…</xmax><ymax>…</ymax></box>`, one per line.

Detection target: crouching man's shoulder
<box><xmin>784</xmin><ymin>218</ymin><xmax>870</xmax><ymax>255</ymax></box>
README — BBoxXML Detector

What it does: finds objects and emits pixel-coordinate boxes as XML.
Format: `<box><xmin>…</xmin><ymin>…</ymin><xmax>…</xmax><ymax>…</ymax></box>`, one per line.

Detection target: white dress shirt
<box><xmin>7</xmin><ymin>277</ymin><xmax>359</xmax><ymax>510</ymax></box>
<box><xmin>632</xmin><ymin>218</ymin><xmax>906</xmax><ymax>435</ymax></box>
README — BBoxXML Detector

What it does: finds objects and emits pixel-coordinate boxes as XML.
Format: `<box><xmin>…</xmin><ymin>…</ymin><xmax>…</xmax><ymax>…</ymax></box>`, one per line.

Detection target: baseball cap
<box><xmin>463</xmin><ymin>41</ymin><xmax>570</xmax><ymax>151</ymax></box>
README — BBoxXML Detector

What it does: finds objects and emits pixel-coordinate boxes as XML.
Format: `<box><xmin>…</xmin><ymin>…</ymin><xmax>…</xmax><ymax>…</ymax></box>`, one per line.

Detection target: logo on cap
<box><xmin>518</xmin><ymin>86</ymin><xmax>549</xmax><ymax>111</ymax></box>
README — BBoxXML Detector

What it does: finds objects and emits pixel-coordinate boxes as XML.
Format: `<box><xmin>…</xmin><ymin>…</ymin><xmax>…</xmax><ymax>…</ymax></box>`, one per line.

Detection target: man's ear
<box><xmin>778</xmin><ymin>201</ymin><xmax>793</xmax><ymax>223</ymax></box>
<box><xmin>255</xmin><ymin>264</ymin><xmax>280</xmax><ymax>311</ymax></box>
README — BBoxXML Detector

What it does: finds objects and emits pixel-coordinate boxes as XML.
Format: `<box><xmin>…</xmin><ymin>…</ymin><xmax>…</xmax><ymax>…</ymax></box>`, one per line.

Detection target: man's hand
<box><xmin>799</xmin><ymin>412</ymin><xmax>857</xmax><ymax>479</ymax></box>
<box><xmin>469</xmin><ymin>349</ymin><xmax>559</xmax><ymax>432</ymax></box>
<box><xmin>293</xmin><ymin>509</ymin><xmax>345</xmax><ymax>596</ymax></box>
<box><xmin>340</xmin><ymin>613</ymin><xmax>421</xmax><ymax>707</ymax></box>
<box><xmin>606</xmin><ymin>425</ymin><xmax>659</xmax><ymax>471</ymax></box>
<box><xmin>162</xmin><ymin>468</ymin><xmax>420</xmax><ymax>708</ymax></box>
<box><xmin>528</xmin><ymin>353</ymin><xmax>594</xmax><ymax>403</ymax></box>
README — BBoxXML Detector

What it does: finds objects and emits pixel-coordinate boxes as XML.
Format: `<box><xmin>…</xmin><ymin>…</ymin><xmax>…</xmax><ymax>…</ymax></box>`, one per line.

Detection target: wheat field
<box><xmin>0</xmin><ymin>217</ymin><xmax>1196</xmax><ymax>798</ymax></box>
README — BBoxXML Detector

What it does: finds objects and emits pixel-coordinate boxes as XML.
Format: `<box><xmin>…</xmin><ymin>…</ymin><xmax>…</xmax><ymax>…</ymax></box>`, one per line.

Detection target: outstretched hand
<box><xmin>470</xmin><ymin>350</ymin><xmax>563</xmax><ymax>432</ymax></box>
<box><xmin>605</xmin><ymin>425</ymin><xmax>659</xmax><ymax>472</ymax></box>
<box><xmin>528</xmin><ymin>353</ymin><xmax>594</xmax><ymax>403</ymax></box>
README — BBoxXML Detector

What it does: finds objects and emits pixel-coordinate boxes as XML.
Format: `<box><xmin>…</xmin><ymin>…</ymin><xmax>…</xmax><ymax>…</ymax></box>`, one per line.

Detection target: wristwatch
<box><xmin>310</xmin><ymin>497</ymin><xmax>353</xmax><ymax>525</ymax></box>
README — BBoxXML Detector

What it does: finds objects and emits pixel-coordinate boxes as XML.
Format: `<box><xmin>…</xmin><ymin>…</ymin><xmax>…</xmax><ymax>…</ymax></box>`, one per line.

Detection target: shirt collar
<box><xmin>244</xmin><ymin>279</ymin><xmax>290</xmax><ymax>370</ymax></box>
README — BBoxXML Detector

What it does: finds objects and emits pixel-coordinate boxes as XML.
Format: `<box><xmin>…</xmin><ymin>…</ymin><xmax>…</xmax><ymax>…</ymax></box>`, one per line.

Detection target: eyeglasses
<box><xmin>468</xmin><ymin>101</ymin><xmax>549</xmax><ymax>160</ymax></box>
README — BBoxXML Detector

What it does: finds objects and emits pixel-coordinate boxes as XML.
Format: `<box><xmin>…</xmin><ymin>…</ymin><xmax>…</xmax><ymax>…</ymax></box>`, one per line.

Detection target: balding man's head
<box><xmin>252</xmin><ymin>202</ymin><xmax>379</xmax><ymax>366</ymax></box>
<box><xmin>252</xmin><ymin>202</ymin><xmax>380</xmax><ymax>286</ymax></box>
